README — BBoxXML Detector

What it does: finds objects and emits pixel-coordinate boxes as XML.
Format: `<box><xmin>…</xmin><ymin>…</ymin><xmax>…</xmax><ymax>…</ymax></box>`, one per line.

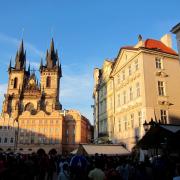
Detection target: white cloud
<box><xmin>0</xmin><ymin>32</ymin><xmax>44</xmax><ymax>57</ymax></box>
<box><xmin>60</xmin><ymin>71</ymin><xmax>94</xmax><ymax>122</ymax></box>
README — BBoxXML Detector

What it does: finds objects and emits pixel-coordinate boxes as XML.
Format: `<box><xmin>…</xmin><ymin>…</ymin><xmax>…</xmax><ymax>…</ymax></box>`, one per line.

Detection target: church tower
<box><xmin>3</xmin><ymin>40</ymin><xmax>30</xmax><ymax>119</ymax></box>
<box><xmin>39</xmin><ymin>38</ymin><xmax>62</xmax><ymax>112</ymax></box>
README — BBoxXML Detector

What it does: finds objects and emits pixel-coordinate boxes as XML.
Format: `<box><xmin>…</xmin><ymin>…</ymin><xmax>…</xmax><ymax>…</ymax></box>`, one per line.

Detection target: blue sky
<box><xmin>0</xmin><ymin>0</ymin><xmax>179</xmax><ymax>123</ymax></box>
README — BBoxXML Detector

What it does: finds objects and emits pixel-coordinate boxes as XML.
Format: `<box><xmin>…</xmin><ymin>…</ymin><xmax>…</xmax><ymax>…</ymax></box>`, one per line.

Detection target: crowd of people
<box><xmin>0</xmin><ymin>150</ymin><xmax>180</xmax><ymax>180</ymax></box>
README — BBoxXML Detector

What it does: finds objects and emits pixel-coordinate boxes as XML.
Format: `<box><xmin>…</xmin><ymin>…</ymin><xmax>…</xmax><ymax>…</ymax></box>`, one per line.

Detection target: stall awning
<box><xmin>77</xmin><ymin>144</ymin><xmax>130</xmax><ymax>156</ymax></box>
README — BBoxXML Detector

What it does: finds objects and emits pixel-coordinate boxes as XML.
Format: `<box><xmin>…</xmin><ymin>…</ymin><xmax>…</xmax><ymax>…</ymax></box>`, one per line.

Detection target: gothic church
<box><xmin>0</xmin><ymin>39</ymin><xmax>92</xmax><ymax>154</ymax></box>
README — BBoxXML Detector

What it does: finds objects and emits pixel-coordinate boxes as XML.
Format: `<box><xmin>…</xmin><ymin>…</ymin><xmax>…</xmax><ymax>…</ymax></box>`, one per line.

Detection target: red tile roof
<box><xmin>144</xmin><ymin>39</ymin><xmax>177</xmax><ymax>55</ymax></box>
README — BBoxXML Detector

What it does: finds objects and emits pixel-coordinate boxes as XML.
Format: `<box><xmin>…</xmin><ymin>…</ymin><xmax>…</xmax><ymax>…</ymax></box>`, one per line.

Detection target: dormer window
<box><xmin>46</xmin><ymin>76</ymin><xmax>51</xmax><ymax>88</ymax></box>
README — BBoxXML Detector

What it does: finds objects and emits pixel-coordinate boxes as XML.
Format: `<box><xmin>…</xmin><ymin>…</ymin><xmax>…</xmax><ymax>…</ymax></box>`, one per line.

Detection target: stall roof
<box><xmin>78</xmin><ymin>144</ymin><xmax>130</xmax><ymax>156</ymax></box>
<box><xmin>160</xmin><ymin>125</ymin><xmax>180</xmax><ymax>133</ymax></box>
<box><xmin>137</xmin><ymin>124</ymin><xmax>180</xmax><ymax>149</ymax></box>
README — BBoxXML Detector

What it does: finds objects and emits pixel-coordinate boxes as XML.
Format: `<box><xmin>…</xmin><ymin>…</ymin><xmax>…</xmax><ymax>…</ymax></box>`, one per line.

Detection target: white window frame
<box><xmin>130</xmin><ymin>113</ymin><xmax>134</xmax><ymax>128</ymax></box>
<box><xmin>160</xmin><ymin>110</ymin><xmax>168</xmax><ymax>124</ymax></box>
<box><xmin>158</xmin><ymin>81</ymin><xmax>165</xmax><ymax>96</ymax></box>
<box><xmin>128</xmin><ymin>65</ymin><xmax>132</xmax><ymax>76</ymax></box>
<box><xmin>138</xmin><ymin>111</ymin><xmax>142</xmax><ymax>127</ymax></box>
<box><xmin>117</xmin><ymin>94</ymin><xmax>120</xmax><ymax>106</ymax></box>
<box><xmin>123</xmin><ymin>91</ymin><xmax>126</xmax><ymax>104</ymax></box>
<box><xmin>135</xmin><ymin>60</ymin><xmax>139</xmax><ymax>71</ymax></box>
<box><xmin>118</xmin><ymin>119</ymin><xmax>121</xmax><ymax>132</ymax></box>
<box><xmin>155</xmin><ymin>57</ymin><xmax>162</xmax><ymax>69</ymax></box>
<box><xmin>117</xmin><ymin>74</ymin><xmax>120</xmax><ymax>84</ymax></box>
<box><xmin>122</xmin><ymin>70</ymin><xmax>125</xmax><ymax>81</ymax></box>
<box><xmin>136</xmin><ymin>82</ymin><xmax>140</xmax><ymax>97</ymax></box>
<box><xmin>129</xmin><ymin>87</ymin><xmax>133</xmax><ymax>101</ymax></box>
<box><xmin>124</xmin><ymin>116</ymin><xmax>128</xmax><ymax>130</ymax></box>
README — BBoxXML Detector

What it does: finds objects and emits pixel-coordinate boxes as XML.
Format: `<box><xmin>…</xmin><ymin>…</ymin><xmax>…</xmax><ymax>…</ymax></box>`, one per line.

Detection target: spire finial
<box><xmin>19</xmin><ymin>39</ymin><xmax>24</xmax><ymax>54</ymax></box>
<box><xmin>40</xmin><ymin>58</ymin><xmax>43</xmax><ymax>70</ymax></box>
<box><xmin>50</xmin><ymin>38</ymin><xmax>54</xmax><ymax>52</ymax></box>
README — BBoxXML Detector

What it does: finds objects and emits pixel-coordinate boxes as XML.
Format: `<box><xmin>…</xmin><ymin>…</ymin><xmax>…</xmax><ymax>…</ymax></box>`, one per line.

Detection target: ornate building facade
<box><xmin>0</xmin><ymin>39</ymin><xmax>92</xmax><ymax>154</ymax></box>
<box><xmin>93</xmin><ymin>34</ymin><xmax>180</xmax><ymax>150</ymax></box>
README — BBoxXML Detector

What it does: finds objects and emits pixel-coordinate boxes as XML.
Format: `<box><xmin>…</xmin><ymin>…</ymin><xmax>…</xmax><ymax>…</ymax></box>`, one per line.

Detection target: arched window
<box><xmin>10</xmin><ymin>138</ymin><xmax>13</xmax><ymax>143</ymax></box>
<box><xmin>14</xmin><ymin>77</ymin><xmax>18</xmax><ymax>88</ymax></box>
<box><xmin>46</xmin><ymin>76</ymin><xmax>51</xmax><ymax>88</ymax></box>
<box><xmin>25</xmin><ymin>103</ymin><xmax>35</xmax><ymax>113</ymax></box>
<box><xmin>4</xmin><ymin>138</ymin><xmax>7</xmax><ymax>143</ymax></box>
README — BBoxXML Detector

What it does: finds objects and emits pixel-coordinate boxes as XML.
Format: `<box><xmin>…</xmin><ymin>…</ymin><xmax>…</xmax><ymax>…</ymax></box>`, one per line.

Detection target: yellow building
<box><xmin>0</xmin><ymin>39</ymin><xmax>92</xmax><ymax>154</ymax></box>
<box><xmin>93</xmin><ymin>34</ymin><xmax>180</xmax><ymax>150</ymax></box>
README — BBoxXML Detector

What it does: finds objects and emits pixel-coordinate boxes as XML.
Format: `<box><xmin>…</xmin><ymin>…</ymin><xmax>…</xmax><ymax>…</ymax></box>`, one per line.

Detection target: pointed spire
<box><xmin>28</xmin><ymin>63</ymin><xmax>30</xmax><ymax>73</ymax></box>
<box><xmin>50</xmin><ymin>38</ymin><xmax>54</xmax><ymax>52</ymax></box>
<box><xmin>56</xmin><ymin>49</ymin><xmax>58</xmax><ymax>57</ymax></box>
<box><xmin>24</xmin><ymin>50</ymin><xmax>26</xmax><ymax>70</ymax></box>
<box><xmin>40</xmin><ymin>58</ymin><xmax>43</xmax><ymax>71</ymax></box>
<box><xmin>15</xmin><ymin>40</ymin><xmax>26</xmax><ymax>70</ymax></box>
<box><xmin>19</xmin><ymin>39</ymin><xmax>24</xmax><ymax>54</ymax></box>
<box><xmin>15</xmin><ymin>50</ymin><xmax>18</xmax><ymax>59</ymax></box>
<box><xmin>57</xmin><ymin>58</ymin><xmax>59</xmax><ymax>67</ymax></box>
<box><xmin>8</xmin><ymin>58</ymin><xmax>12</xmax><ymax>72</ymax></box>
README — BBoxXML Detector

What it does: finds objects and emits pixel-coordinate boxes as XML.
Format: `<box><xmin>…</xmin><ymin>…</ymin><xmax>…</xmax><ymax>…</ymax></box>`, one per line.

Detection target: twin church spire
<box><xmin>9</xmin><ymin>38</ymin><xmax>61</xmax><ymax>76</ymax></box>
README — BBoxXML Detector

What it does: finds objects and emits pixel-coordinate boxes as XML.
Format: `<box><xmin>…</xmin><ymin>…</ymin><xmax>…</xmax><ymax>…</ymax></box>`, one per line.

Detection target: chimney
<box><xmin>160</xmin><ymin>34</ymin><xmax>172</xmax><ymax>48</ymax></box>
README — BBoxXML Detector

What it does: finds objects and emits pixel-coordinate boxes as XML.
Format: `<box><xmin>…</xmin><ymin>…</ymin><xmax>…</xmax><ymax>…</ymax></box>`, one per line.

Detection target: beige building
<box><xmin>93</xmin><ymin>34</ymin><xmax>180</xmax><ymax>150</ymax></box>
<box><xmin>0</xmin><ymin>39</ymin><xmax>92</xmax><ymax>154</ymax></box>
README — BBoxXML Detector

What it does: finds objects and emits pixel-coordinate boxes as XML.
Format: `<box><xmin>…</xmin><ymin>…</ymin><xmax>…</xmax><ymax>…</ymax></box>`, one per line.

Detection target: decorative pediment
<box><xmin>156</xmin><ymin>71</ymin><xmax>169</xmax><ymax>77</ymax></box>
<box><xmin>111</xmin><ymin>49</ymin><xmax>137</xmax><ymax>76</ymax></box>
<box><xmin>158</xmin><ymin>100</ymin><xmax>173</xmax><ymax>106</ymax></box>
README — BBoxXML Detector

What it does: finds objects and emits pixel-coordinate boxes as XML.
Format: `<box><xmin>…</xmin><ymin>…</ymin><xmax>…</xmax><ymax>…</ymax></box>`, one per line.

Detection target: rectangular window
<box><xmin>136</xmin><ymin>82</ymin><xmax>140</xmax><ymax>97</ymax></box>
<box><xmin>118</xmin><ymin>119</ymin><xmax>121</xmax><ymax>132</ymax></box>
<box><xmin>117</xmin><ymin>74</ymin><xmax>120</xmax><ymax>84</ymax></box>
<box><xmin>135</xmin><ymin>60</ymin><xmax>139</xmax><ymax>71</ymax></box>
<box><xmin>117</xmin><ymin>94</ymin><xmax>120</xmax><ymax>106</ymax></box>
<box><xmin>160</xmin><ymin>110</ymin><xmax>167</xmax><ymax>124</ymax></box>
<box><xmin>130</xmin><ymin>114</ymin><xmax>134</xmax><ymax>128</ymax></box>
<box><xmin>129</xmin><ymin>87</ymin><xmax>133</xmax><ymax>101</ymax></box>
<box><xmin>124</xmin><ymin>116</ymin><xmax>127</xmax><ymax>130</ymax></box>
<box><xmin>128</xmin><ymin>65</ymin><xmax>132</xmax><ymax>76</ymax></box>
<box><xmin>122</xmin><ymin>70</ymin><xmax>125</xmax><ymax>80</ymax></box>
<box><xmin>123</xmin><ymin>91</ymin><xmax>126</xmax><ymax>104</ymax></box>
<box><xmin>155</xmin><ymin>57</ymin><xmax>162</xmax><ymax>69</ymax></box>
<box><xmin>138</xmin><ymin>111</ymin><xmax>142</xmax><ymax>127</ymax></box>
<box><xmin>158</xmin><ymin>81</ymin><xmax>165</xmax><ymax>96</ymax></box>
